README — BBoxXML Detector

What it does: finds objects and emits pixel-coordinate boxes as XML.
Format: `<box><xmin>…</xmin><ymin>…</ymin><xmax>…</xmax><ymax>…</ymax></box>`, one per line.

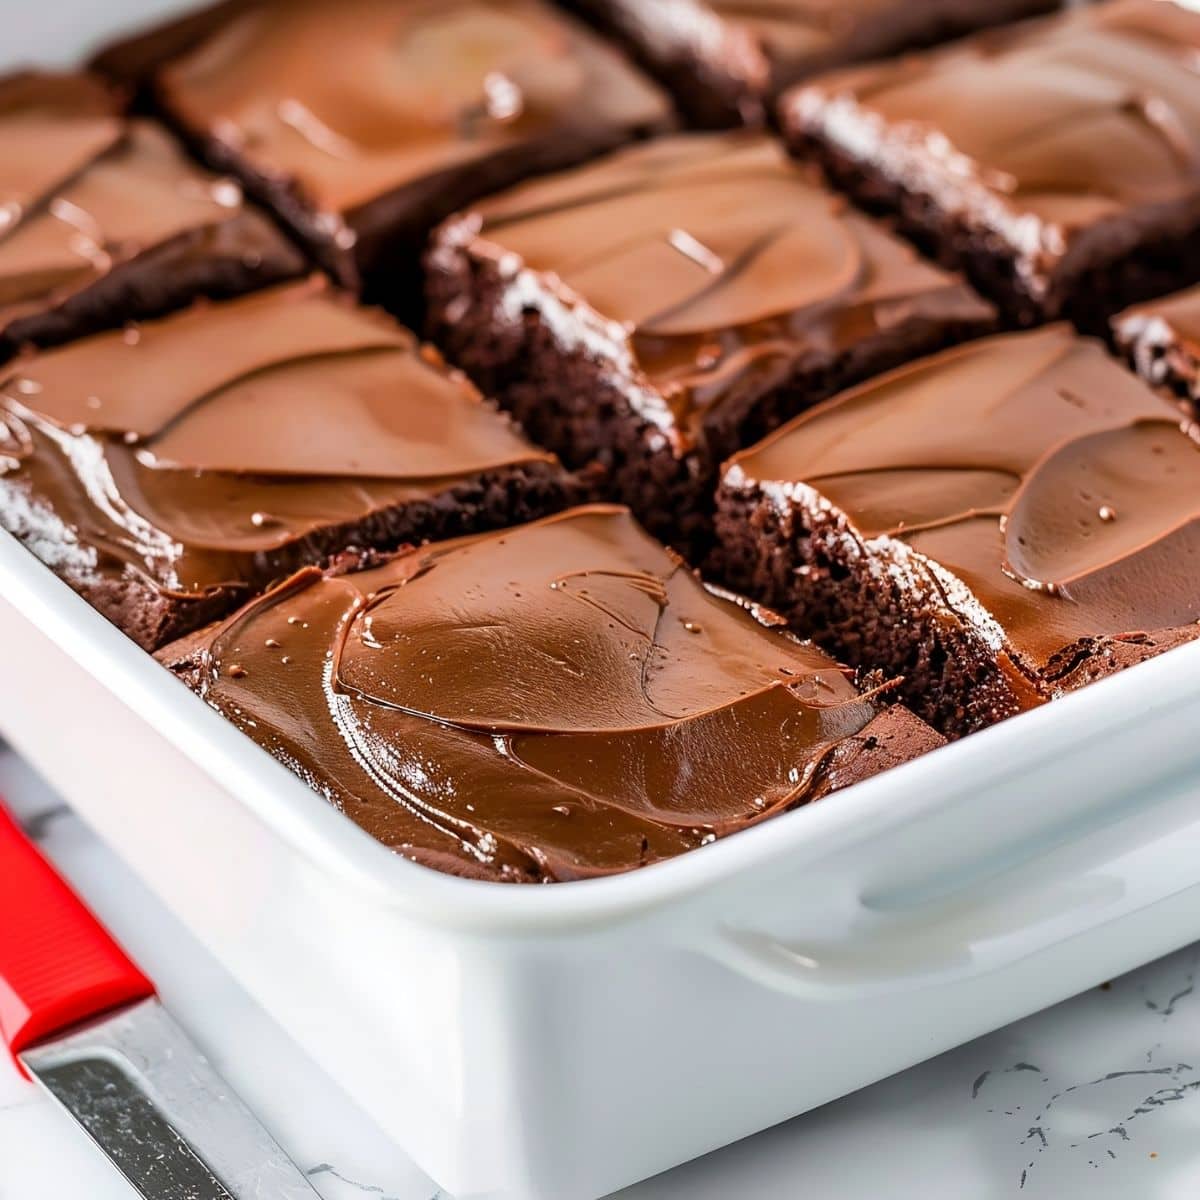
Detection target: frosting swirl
<box><xmin>470</xmin><ymin>133</ymin><xmax>993</xmax><ymax>444</ymax></box>
<box><xmin>170</xmin><ymin>506</ymin><xmax>937</xmax><ymax>881</ymax></box>
<box><xmin>0</xmin><ymin>278</ymin><xmax>553</xmax><ymax>598</ymax></box>
<box><xmin>146</xmin><ymin>0</ymin><xmax>672</xmax><ymax>285</ymax></box>
<box><xmin>788</xmin><ymin>0</ymin><xmax>1200</xmax><ymax>298</ymax></box>
<box><xmin>0</xmin><ymin>71</ymin><xmax>300</xmax><ymax>349</ymax></box>
<box><xmin>728</xmin><ymin>325</ymin><xmax>1200</xmax><ymax>668</ymax></box>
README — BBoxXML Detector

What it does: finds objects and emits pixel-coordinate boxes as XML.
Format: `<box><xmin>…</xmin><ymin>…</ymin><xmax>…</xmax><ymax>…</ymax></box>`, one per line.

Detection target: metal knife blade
<box><xmin>0</xmin><ymin>798</ymin><xmax>320</xmax><ymax>1200</ymax></box>
<box><xmin>21</xmin><ymin>998</ymin><xmax>321</xmax><ymax>1200</ymax></box>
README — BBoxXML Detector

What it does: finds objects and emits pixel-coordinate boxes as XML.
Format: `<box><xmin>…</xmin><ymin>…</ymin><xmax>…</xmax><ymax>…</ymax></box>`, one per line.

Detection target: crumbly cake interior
<box><xmin>712</xmin><ymin>483</ymin><xmax>1029</xmax><ymax>736</ymax></box>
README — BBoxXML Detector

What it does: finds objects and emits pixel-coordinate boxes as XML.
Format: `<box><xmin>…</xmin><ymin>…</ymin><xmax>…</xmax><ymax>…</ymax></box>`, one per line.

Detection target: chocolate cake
<box><xmin>564</xmin><ymin>0</ymin><xmax>1057</xmax><ymax>128</ymax></box>
<box><xmin>0</xmin><ymin>71</ymin><xmax>304</xmax><ymax>358</ymax></box>
<box><xmin>712</xmin><ymin>325</ymin><xmax>1200</xmax><ymax>737</ymax></box>
<box><xmin>1113</xmin><ymin>284</ymin><xmax>1200</xmax><ymax>413</ymax></box>
<box><xmin>93</xmin><ymin>0</ymin><xmax>674</xmax><ymax>312</ymax></box>
<box><xmin>426</xmin><ymin>132</ymin><xmax>994</xmax><ymax>555</ymax></box>
<box><xmin>160</xmin><ymin>505</ymin><xmax>945</xmax><ymax>882</ymax></box>
<box><xmin>0</xmin><ymin>278</ymin><xmax>576</xmax><ymax>651</ymax></box>
<box><xmin>781</xmin><ymin>0</ymin><xmax>1200</xmax><ymax>331</ymax></box>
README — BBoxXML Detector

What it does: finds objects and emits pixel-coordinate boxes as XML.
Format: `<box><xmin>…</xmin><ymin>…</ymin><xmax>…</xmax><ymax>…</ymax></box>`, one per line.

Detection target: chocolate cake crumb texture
<box><xmin>0</xmin><ymin>70</ymin><xmax>304</xmax><ymax>358</ymax></box>
<box><xmin>782</xmin><ymin>0</ymin><xmax>1200</xmax><ymax>330</ymax></box>
<box><xmin>714</xmin><ymin>326</ymin><xmax>1200</xmax><ymax>737</ymax></box>
<box><xmin>0</xmin><ymin>278</ymin><xmax>575</xmax><ymax>650</ymax></box>
<box><xmin>427</xmin><ymin>132</ymin><xmax>994</xmax><ymax>555</ymax></box>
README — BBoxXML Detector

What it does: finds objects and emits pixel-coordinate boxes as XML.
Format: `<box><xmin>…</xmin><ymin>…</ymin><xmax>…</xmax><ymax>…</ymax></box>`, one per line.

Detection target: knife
<box><xmin>0</xmin><ymin>801</ymin><xmax>321</xmax><ymax>1198</ymax></box>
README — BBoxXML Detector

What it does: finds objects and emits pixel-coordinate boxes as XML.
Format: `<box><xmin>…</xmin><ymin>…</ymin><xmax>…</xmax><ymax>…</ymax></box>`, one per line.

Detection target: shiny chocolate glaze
<box><xmin>786</xmin><ymin>0</ymin><xmax>1200</xmax><ymax>307</ymax></box>
<box><xmin>142</xmin><ymin>0</ymin><xmax>673</xmax><ymax>287</ymax></box>
<box><xmin>0</xmin><ymin>71</ymin><xmax>303</xmax><ymax>352</ymax></box>
<box><xmin>726</xmin><ymin>325</ymin><xmax>1200</xmax><ymax>672</ymax></box>
<box><xmin>464</xmin><ymin>133</ymin><xmax>993</xmax><ymax>451</ymax></box>
<box><xmin>163</xmin><ymin>506</ymin><xmax>942</xmax><ymax>882</ymax></box>
<box><xmin>0</xmin><ymin>278</ymin><xmax>555</xmax><ymax>625</ymax></box>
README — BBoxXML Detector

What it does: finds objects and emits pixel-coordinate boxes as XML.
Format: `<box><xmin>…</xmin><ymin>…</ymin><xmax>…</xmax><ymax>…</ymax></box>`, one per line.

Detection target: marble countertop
<box><xmin>2</xmin><ymin>746</ymin><xmax>1200</xmax><ymax>1200</ymax></box>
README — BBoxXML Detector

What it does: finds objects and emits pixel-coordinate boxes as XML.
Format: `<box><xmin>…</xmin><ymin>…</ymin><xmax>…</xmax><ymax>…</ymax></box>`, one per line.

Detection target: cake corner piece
<box><xmin>100</xmin><ymin>0</ymin><xmax>675</xmax><ymax>316</ymax></box>
<box><xmin>712</xmin><ymin>325</ymin><xmax>1200</xmax><ymax>737</ymax></box>
<box><xmin>160</xmin><ymin>505</ymin><xmax>944</xmax><ymax>883</ymax></box>
<box><xmin>425</xmin><ymin>131</ymin><xmax>995</xmax><ymax>558</ymax></box>
<box><xmin>0</xmin><ymin>278</ymin><xmax>578</xmax><ymax>651</ymax></box>
<box><xmin>0</xmin><ymin>67</ymin><xmax>307</xmax><ymax>359</ymax></box>
<box><xmin>779</xmin><ymin>0</ymin><xmax>1200</xmax><ymax>331</ymax></box>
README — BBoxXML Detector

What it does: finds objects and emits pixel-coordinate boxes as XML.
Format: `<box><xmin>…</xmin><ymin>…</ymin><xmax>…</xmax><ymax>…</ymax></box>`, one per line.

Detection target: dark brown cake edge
<box><xmin>1110</xmin><ymin>308</ymin><xmax>1200</xmax><ymax>414</ymax></box>
<box><xmin>709</xmin><ymin>474</ymin><xmax>1038</xmax><ymax>738</ymax></box>
<box><xmin>559</xmin><ymin>0</ymin><xmax>767</xmax><ymax>129</ymax></box>
<box><xmin>2</xmin><ymin>459</ymin><xmax>583</xmax><ymax>652</ymax></box>
<box><xmin>812</xmin><ymin>703</ymin><xmax>947</xmax><ymax>795</ymax></box>
<box><xmin>783</xmin><ymin>121</ymin><xmax>1200</xmax><ymax>334</ymax></box>
<box><xmin>425</xmin><ymin>219</ymin><xmax>995</xmax><ymax>559</ymax></box>
<box><xmin>1043</xmin><ymin>627</ymin><xmax>1200</xmax><ymax>694</ymax></box>
<box><xmin>712</xmin><ymin>475</ymin><xmax>1200</xmax><ymax>736</ymax></box>
<box><xmin>426</xmin><ymin>222</ymin><xmax>712</xmax><ymax>555</ymax></box>
<box><xmin>1</xmin><ymin>209</ymin><xmax>308</xmax><ymax>359</ymax></box>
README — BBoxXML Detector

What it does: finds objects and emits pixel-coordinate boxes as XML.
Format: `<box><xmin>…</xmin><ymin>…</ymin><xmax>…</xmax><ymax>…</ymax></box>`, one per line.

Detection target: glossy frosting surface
<box><xmin>175</xmin><ymin>505</ymin><xmax>920</xmax><ymax>882</ymax></box>
<box><xmin>794</xmin><ymin>0</ymin><xmax>1200</xmax><ymax>240</ymax></box>
<box><xmin>0</xmin><ymin>279</ymin><xmax>551</xmax><ymax>597</ymax></box>
<box><xmin>157</xmin><ymin>0</ymin><xmax>671</xmax><ymax>218</ymax></box>
<box><xmin>729</xmin><ymin>326</ymin><xmax>1200</xmax><ymax>667</ymax></box>
<box><xmin>0</xmin><ymin>71</ymin><xmax>274</xmax><ymax>337</ymax></box>
<box><xmin>472</xmin><ymin>133</ymin><xmax>991</xmax><ymax>442</ymax></box>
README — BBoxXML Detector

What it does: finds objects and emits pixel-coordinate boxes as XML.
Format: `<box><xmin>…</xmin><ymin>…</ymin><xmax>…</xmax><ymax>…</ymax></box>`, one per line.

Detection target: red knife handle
<box><xmin>0</xmin><ymin>802</ymin><xmax>152</xmax><ymax>1056</ymax></box>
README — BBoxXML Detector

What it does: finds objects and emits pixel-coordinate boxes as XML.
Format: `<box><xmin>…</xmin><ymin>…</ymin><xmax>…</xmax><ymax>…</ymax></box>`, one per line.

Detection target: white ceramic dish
<box><xmin>7</xmin><ymin>527</ymin><xmax>1200</xmax><ymax>1200</ymax></box>
<box><xmin>8</xmin><ymin>3</ymin><xmax>1200</xmax><ymax>1197</ymax></box>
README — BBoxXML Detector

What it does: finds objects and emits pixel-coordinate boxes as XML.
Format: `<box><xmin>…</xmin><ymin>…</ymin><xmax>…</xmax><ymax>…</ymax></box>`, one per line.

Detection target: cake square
<box><xmin>713</xmin><ymin>325</ymin><xmax>1200</xmax><ymax>737</ymax></box>
<box><xmin>782</xmin><ymin>0</ymin><xmax>1200</xmax><ymax>330</ymax></box>
<box><xmin>94</xmin><ymin>0</ymin><xmax>674</xmax><ymax>310</ymax></box>
<box><xmin>565</xmin><ymin>0</ymin><xmax>1056</xmax><ymax>128</ymax></box>
<box><xmin>160</xmin><ymin>505</ymin><xmax>944</xmax><ymax>882</ymax></box>
<box><xmin>0</xmin><ymin>278</ymin><xmax>577</xmax><ymax>650</ymax></box>
<box><xmin>1113</xmin><ymin>283</ymin><xmax>1200</xmax><ymax>412</ymax></box>
<box><xmin>0</xmin><ymin>71</ymin><xmax>304</xmax><ymax>358</ymax></box>
<box><xmin>426</xmin><ymin>132</ymin><xmax>995</xmax><ymax>555</ymax></box>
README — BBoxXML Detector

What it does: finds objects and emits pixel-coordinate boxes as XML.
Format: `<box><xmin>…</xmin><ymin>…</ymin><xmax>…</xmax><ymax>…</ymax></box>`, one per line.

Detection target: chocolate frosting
<box><xmin>0</xmin><ymin>71</ymin><xmax>295</xmax><ymax>345</ymax></box>
<box><xmin>788</xmin><ymin>0</ymin><xmax>1200</xmax><ymax>292</ymax></box>
<box><xmin>727</xmin><ymin>326</ymin><xmax>1200</xmax><ymax>669</ymax></box>
<box><xmin>468</xmin><ymin>133</ymin><xmax>992</xmax><ymax>447</ymax></box>
<box><xmin>151</xmin><ymin>0</ymin><xmax>672</xmax><ymax>281</ymax></box>
<box><xmin>0</xmin><ymin>278</ymin><xmax>553</xmax><ymax>600</ymax></box>
<box><xmin>167</xmin><ymin>505</ymin><xmax>934</xmax><ymax>882</ymax></box>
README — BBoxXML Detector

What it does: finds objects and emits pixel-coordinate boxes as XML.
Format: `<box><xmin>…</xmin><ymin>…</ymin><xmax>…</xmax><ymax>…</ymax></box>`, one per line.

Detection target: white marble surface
<box><xmin>2</xmin><ymin>746</ymin><xmax>1200</xmax><ymax>1200</ymax></box>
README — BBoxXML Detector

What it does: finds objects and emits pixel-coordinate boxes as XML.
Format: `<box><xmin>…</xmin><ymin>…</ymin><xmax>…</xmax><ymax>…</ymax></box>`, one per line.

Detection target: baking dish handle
<box><xmin>0</xmin><ymin>802</ymin><xmax>153</xmax><ymax>1057</ymax></box>
<box><xmin>701</xmin><ymin>796</ymin><xmax>1200</xmax><ymax>1001</ymax></box>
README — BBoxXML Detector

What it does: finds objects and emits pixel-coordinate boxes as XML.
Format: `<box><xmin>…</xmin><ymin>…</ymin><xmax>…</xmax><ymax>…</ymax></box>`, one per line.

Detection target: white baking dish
<box><xmin>7</xmin><ymin>525</ymin><xmax>1200</xmax><ymax>1200</ymax></box>
<box><xmin>9</xmin><ymin>3</ymin><xmax>1200</xmax><ymax>1196</ymax></box>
